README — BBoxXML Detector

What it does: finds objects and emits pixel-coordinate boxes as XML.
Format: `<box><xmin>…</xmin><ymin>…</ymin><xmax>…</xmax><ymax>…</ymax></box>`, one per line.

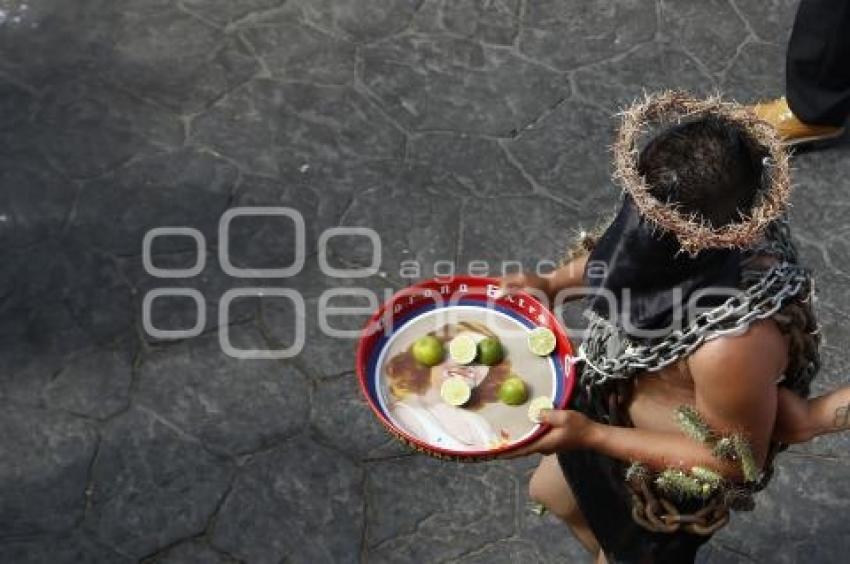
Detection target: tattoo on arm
<box><xmin>833</xmin><ymin>404</ymin><xmax>850</xmax><ymax>430</ymax></box>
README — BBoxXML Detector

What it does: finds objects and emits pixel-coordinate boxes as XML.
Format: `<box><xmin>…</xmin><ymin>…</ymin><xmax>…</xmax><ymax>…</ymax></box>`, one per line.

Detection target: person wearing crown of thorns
<box><xmin>499</xmin><ymin>92</ymin><xmax>850</xmax><ymax>564</ymax></box>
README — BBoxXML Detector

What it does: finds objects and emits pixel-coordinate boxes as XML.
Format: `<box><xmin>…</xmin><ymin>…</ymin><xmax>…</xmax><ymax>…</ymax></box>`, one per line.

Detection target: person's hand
<box><xmin>502</xmin><ymin>409</ymin><xmax>597</xmax><ymax>458</ymax></box>
<box><xmin>499</xmin><ymin>271</ymin><xmax>551</xmax><ymax>299</ymax></box>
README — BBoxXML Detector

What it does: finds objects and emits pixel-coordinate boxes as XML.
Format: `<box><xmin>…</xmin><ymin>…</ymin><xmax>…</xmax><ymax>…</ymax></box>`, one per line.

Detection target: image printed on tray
<box><xmin>379</xmin><ymin>308</ymin><xmax>556</xmax><ymax>452</ymax></box>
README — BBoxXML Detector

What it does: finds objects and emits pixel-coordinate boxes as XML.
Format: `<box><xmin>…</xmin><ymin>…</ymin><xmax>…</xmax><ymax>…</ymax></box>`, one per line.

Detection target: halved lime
<box><xmin>449</xmin><ymin>335</ymin><xmax>478</xmax><ymax>365</ymax></box>
<box><xmin>498</xmin><ymin>376</ymin><xmax>528</xmax><ymax>406</ymax></box>
<box><xmin>527</xmin><ymin>327</ymin><xmax>556</xmax><ymax>356</ymax></box>
<box><xmin>412</xmin><ymin>335</ymin><xmax>444</xmax><ymax>366</ymax></box>
<box><xmin>441</xmin><ymin>376</ymin><xmax>472</xmax><ymax>406</ymax></box>
<box><xmin>477</xmin><ymin>337</ymin><xmax>504</xmax><ymax>366</ymax></box>
<box><xmin>528</xmin><ymin>396</ymin><xmax>553</xmax><ymax>423</ymax></box>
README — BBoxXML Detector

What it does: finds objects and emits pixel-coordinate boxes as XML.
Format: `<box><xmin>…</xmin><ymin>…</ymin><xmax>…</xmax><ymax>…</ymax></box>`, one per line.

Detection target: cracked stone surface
<box><xmin>409</xmin><ymin>132</ymin><xmax>534</xmax><ymax>197</ymax></box>
<box><xmin>732</xmin><ymin>0</ymin><xmax>798</xmax><ymax>43</ymax></box>
<box><xmin>298</xmin><ymin>0</ymin><xmax>422</xmax><ymax>43</ymax></box>
<box><xmin>503</xmin><ymin>100</ymin><xmax>615</xmax><ymax>211</ymax></box>
<box><xmin>73</xmin><ymin>148</ymin><xmax>240</xmax><ymax>256</ymax></box>
<box><xmin>211</xmin><ymin>436</ymin><xmax>364</xmax><ymax>564</ymax></box>
<box><xmin>575</xmin><ymin>41</ymin><xmax>715</xmax><ymax>111</ymax></box>
<box><xmin>511</xmin><ymin>467</ymin><xmax>589</xmax><ymax>563</ymax></box>
<box><xmin>36</xmin><ymin>79</ymin><xmax>183</xmax><ymax>180</ymax></box>
<box><xmin>43</xmin><ymin>345</ymin><xmax>135</xmax><ymax>420</ymax></box>
<box><xmin>105</xmin><ymin>2</ymin><xmax>260</xmax><ymax>114</ymax></box>
<box><xmin>457</xmin><ymin>195</ymin><xmax>585</xmax><ymax>271</ymax></box>
<box><xmin>360</xmin><ymin>34</ymin><xmax>569</xmax><ymax>136</ymax></box>
<box><xmin>1</xmin><ymin>239</ymin><xmax>135</xmax><ymax>351</ymax></box>
<box><xmin>711</xmin><ymin>453</ymin><xmax>850</xmax><ymax>563</ymax></box>
<box><xmin>191</xmin><ymin>80</ymin><xmax>405</xmax><ymax>177</ymax></box>
<box><xmin>450</xmin><ymin>538</ymin><xmax>549</xmax><ymax>564</ymax></box>
<box><xmin>0</xmin><ymin>154</ymin><xmax>76</xmax><ymax>248</ymax></box>
<box><xmin>156</xmin><ymin>539</ymin><xmax>235</xmax><ymax>564</ymax></box>
<box><xmin>260</xmin><ymin>261</ymin><xmax>398</xmax><ymax>379</ymax></box>
<box><xmin>0</xmin><ymin>405</ymin><xmax>97</xmax><ymax>537</ymax></box>
<box><xmin>439</xmin><ymin>0</ymin><xmax>522</xmax><ymax>46</ymax></box>
<box><xmin>365</xmin><ymin>456</ymin><xmax>516</xmax><ymax>562</ymax></box>
<box><xmin>240</xmin><ymin>19</ymin><xmax>356</xmax><ymax>85</ymax></box>
<box><xmin>179</xmin><ymin>0</ymin><xmax>286</xmax><ymax>27</ymax></box>
<box><xmin>723</xmin><ymin>41</ymin><xmax>787</xmax><ymax>103</ymax></box>
<box><xmin>519</xmin><ymin>0</ymin><xmax>656</xmax><ymax>71</ymax></box>
<box><xmin>310</xmin><ymin>372</ymin><xmax>408</xmax><ymax>459</ymax></box>
<box><xmin>117</xmin><ymin>250</ymin><xmax>261</xmax><ymax>343</ymax></box>
<box><xmin>0</xmin><ymin>531</ymin><xmax>131</xmax><ymax>564</ymax></box>
<box><xmin>0</xmin><ymin>0</ymin><xmax>117</xmax><ymax>89</ymax></box>
<box><xmin>135</xmin><ymin>326</ymin><xmax>309</xmax><ymax>456</ymax></box>
<box><xmin>85</xmin><ymin>407</ymin><xmax>234</xmax><ymax>560</ymax></box>
<box><xmin>660</xmin><ymin>0</ymin><xmax>746</xmax><ymax>74</ymax></box>
<box><xmin>2</xmin><ymin>1</ymin><xmax>850</xmax><ymax>563</ymax></box>
<box><xmin>0</xmin><ymin>78</ymin><xmax>36</xmax><ymax>130</ymax></box>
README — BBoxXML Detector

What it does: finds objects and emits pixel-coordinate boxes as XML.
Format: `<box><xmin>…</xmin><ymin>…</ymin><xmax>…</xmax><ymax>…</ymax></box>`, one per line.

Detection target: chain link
<box><xmin>570</xmin><ymin>219</ymin><xmax>817</xmax><ymax>535</ymax></box>
<box><xmin>579</xmin><ymin>262</ymin><xmax>810</xmax><ymax>387</ymax></box>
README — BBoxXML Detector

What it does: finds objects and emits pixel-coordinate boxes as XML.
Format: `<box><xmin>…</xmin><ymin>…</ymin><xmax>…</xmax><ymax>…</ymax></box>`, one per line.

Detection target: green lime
<box><xmin>477</xmin><ymin>337</ymin><xmax>504</xmax><ymax>366</ymax></box>
<box><xmin>449</xmin><ymin>335</ymin><xmax>478</xmax><ymax>365</ymax></box>
<box><xmin>528</xmin><ymin>396</ymin><xmax>554</xmax><ymax>423</ymax></box>
<box><xmin>441</xmin><ymin>377</ymin><xmax>472</xmax><ymax>406</ymax></box>
<box><xmin>412</xmin><ymin>335</ymin><xmax>444</xmax><ymax>366</ymax></box>
<box><xmin>498</xmin><ymin>376</ymin><xmax>528</xmax><ymax>406</ymax></box>
<box><xmin>527</xmin><ymin>327</ymin><xmax>556</xmax><ymax>356</ymax></box>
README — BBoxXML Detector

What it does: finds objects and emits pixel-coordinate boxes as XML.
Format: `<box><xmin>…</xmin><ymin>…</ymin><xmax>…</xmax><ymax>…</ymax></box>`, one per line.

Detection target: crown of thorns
<box><xmin>612</xmin><ymin>91</ymin><xmax>791</xmax><ymax>255</ymax></box>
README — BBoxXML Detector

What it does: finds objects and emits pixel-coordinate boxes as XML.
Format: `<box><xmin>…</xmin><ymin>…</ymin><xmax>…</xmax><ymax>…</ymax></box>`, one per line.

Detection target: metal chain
<box><xmin>578</xmin><ymin>262</ymin><xmax>810</xmax><ymax>387</ymax></box>
<box><xmin>568</xmin><ymin>218</ymin><xmax>817</xmax><ymax>535</ymax></box>
<box><xmin>627</xmin><ymin>476</ymin><xmax>731</xmax><ymax>536</ymax></box>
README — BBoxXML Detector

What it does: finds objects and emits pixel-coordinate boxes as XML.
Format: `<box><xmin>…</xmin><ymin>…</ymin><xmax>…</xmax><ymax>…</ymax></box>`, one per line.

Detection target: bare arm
<box><xmin>509</xmin><ymin>320</ymin><xmax>786</xmax><ymax>482</ymax></box>
<box><xmin>511</xmin><ymin>410</ymin><xmax>749</xmax><ymax>480</ymax></box>
<box><xmin>585</xmin><ymin>420</ymin><xmax>744</xmax><ymax>477</ymax></box>
<box><xmin>592</xmin><ymin>324</ymin><xmax>782</xmax><ymax>479</ymax></box>
<box><xmin>500</xmin><ymin>254</ymin><xmax>589</xmax><ymax>301</ymax></box>
<box><xmin>774</xmin><ymin>385</ymin><xmax>850</xmax><ymax>443</ymax></box>
<box><xmin>686</xmin><ymin>321</ymin><xmax>784</xmax><ymax>474</ymax></box>
<box><xmin>545</xmin><ymin>254</ymin><xmax>589</xmax><ymax>296</ymax></box>
<box><xmin>810</xmin><ymin>387</ymin><xmax>850</xmax><ymax>435</ymax></box>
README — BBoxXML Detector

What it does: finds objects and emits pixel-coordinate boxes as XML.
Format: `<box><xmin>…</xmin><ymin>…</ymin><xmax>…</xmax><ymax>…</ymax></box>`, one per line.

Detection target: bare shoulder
<box><xmin>688</xmin><ymin>319</ymin><xmax>789</xmax><ymax>394</ymax></box>
<box><xmin>687</xmin><ymin>320</ymin><xmax>786</xmax><ymax>469</ymax></box>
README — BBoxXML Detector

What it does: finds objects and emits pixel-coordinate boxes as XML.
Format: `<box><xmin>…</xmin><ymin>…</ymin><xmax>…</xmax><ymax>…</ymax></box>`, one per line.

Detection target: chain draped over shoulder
<box><xmin>570</xmin><ymin>218</ymin><xmax>820</xmax><ymax>535</ymax></box>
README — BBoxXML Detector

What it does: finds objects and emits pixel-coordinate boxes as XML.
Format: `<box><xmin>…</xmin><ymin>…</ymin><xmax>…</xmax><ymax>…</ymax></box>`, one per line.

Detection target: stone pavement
<box><xmin>1</xmin><ymin>0</ymin><xmax>848</xmax><ymax>562</ymax></box>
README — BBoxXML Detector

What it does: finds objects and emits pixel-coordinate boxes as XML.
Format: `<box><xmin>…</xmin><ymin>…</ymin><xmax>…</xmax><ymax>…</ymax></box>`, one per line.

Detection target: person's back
<box><xmin>503</xmin><ymin>95</ymin><xmax>823</xmax><ymax>564</ymax></box>
<box><xmin>627</xmin><ymin>116</ymin><xmax>788</xmax><ymax>473</ymax></box>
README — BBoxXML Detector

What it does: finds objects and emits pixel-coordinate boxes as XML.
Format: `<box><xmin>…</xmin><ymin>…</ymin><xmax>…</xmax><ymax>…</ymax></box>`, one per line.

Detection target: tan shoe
<box><xmin>750</xmin><ymin>97</ymin><xmax>845</xmax><ymax>146</ymax></box>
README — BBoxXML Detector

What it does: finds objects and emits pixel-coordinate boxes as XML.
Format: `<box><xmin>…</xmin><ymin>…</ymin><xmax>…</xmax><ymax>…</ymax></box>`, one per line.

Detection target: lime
<box><xmin>527</xmin><ymin>327</ymin><xmax>556</xmax><ymax>356</ymax></box>
<box><xmin>528</xmin><ymin>396</ymin><xmax>553</xmax><ymax>423</ymax></box>
<box><xmin>441</xmin><ymin>377</ymin><xmax>472</xmax><ymax>406</ymax></box>
<box><xmin>449</xmin><ymin>335</ymin><xmax>478</xmax><ymax>365</ymax></box>
<box><xmin>498</xmin><ymin>376</ymin><xmax>528</xmax><ymax>406</ymax></box>
<box><xmin>412</xmin><ymin>335</ymin><xmax>444</xmax><ymax>366</ymax></box>
<box><xmin>477</xmin><ymin>337</ymin><xmax>504</xmax><ymax>366</ymax></box>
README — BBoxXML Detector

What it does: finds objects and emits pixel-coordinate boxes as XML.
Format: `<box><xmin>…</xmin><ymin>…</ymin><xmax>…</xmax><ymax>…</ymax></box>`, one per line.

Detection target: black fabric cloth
<box><xmin>557</xmin><ymin>196</ymin><xmax>744</xmax><ymax>562</ymax></box>
<box><xmin>584</xmin><ymin>195</ymin><xmax>742</xmax><ymax>341</ymax></box>
<box><xmin>787</xmin><ymin>0</ymin><xmax>850</xmax><ymax>126</ymax></box>
<box><xmin>558</xmin><ymin>387</ymin><xmax>712</xmax><ymax>564</ymax></box>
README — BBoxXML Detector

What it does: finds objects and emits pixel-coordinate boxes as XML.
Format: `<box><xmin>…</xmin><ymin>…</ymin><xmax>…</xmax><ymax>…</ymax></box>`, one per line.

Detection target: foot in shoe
<box><xmin>749</xmin><ymin>97</ymin><xmax>845</xmax><ymax>146</ymax></box>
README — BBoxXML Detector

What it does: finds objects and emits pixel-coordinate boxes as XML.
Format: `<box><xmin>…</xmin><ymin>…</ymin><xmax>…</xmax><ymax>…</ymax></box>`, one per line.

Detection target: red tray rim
<box><xmin>355</xmin><ymin>275</ymin><xmax>577</xmax><ymax>459</ymax></box>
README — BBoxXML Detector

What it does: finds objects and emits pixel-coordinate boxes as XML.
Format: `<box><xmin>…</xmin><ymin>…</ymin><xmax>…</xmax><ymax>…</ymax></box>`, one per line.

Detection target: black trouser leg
<box><xmin>786</xmin><ymin>0</ymin><xmax>850</xmax><ymax>126</ymax></box>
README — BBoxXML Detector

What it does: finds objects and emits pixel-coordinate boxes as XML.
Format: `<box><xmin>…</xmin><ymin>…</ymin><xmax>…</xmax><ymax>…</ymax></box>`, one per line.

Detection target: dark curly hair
<box><xmin>638</xmin><ymin>116</ymin><xmax>767</xmax><ymax>228</ymax></box>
